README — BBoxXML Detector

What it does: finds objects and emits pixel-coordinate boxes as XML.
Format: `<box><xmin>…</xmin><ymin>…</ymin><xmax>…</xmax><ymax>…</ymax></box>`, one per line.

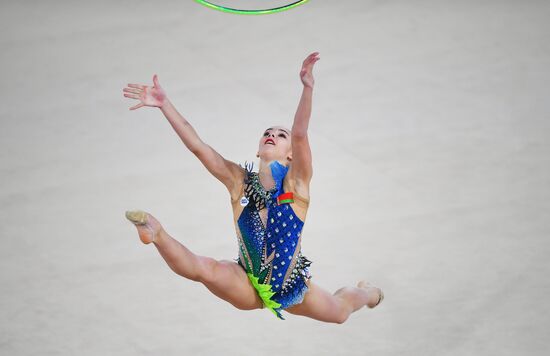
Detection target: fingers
<box><xmin>128</xmin><ymin>83</ymin><xmax>147</xmax><ymax>89</ymax></box>
<box><xmin>123</xmin><ymin>87</ymin><xmax>141</xmax><ymax>94</ymax></box>
<box><xmin>123</xmin><ymin>88</ymin><xmax>142</xmax><ymax>104</ymax></box>
<box><xmin>153</xmin><ymin>74</ymin><xmax>161</xmax><ymax>88</ymax></box>
<box><xmin>302</xmin><ymin>53</ymin><xmax>320</xmax><ymax>72</ymax></box>
<box><xmin>124</xmin><ymin>80</ymin><xmax>150</xmax><ymax>111</ymax></box>
<box><xmin>307</xmin><ymin>55</ymin><xmax>320</xmax><ymax>65</ymax></box>
<box><xmin>304</xmin><ymin>52</ymin><xmax>319</xmax><ymax>60</ymax></box>
<box><xmin>129</xmin><ymin>102</ymin><xmax>144</xmax><ymax>110</ymax></box>
<box><xmin>303</xmin><ymin>52</ymin><xmax>320</xmax><ymax>65</ymax></box>
<box><xmin>123</xmin><ymin>93</ymin><xmax>140</xmax><ymax>99</ymax></box>
<box><xmin>308</xmin><ymin>51</ymin><xmax>320</xmax><ymax>59</ymax></box>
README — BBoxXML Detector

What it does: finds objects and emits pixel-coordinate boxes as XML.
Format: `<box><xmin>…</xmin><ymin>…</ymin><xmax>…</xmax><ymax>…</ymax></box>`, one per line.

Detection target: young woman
<box><xmin>122</xmin><ymin>52</ymin><xmax>383</xmax><ymax>323</ymax></box>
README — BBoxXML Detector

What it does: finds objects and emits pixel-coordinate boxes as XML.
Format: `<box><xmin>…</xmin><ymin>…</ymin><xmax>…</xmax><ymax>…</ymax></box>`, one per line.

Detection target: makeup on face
<box><xmin>263</xmin><ymin>128</ymin><xmax>290</xmax><ymax>144</ymax></box>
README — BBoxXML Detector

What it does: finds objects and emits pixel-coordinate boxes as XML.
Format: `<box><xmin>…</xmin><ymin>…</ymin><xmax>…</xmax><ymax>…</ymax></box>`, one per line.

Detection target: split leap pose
<box><xmin>122</xmin><ymin>52</ymin><xmax>383</xmax><ymax>322</ymax></box>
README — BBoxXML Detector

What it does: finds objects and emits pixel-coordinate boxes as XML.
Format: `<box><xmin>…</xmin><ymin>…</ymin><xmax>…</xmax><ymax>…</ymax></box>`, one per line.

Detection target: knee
<box><xmin>333</xmin><ymin>296</ymin><xmax>351</xmax><ymax>324</ymax></box>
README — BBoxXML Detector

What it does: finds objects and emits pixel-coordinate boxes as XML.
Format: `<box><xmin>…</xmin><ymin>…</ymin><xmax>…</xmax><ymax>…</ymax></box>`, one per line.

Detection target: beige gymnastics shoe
<box><xmin>125</xmin><ymin>210</ymin><xmax>159</xmax><ymax>244</ymax></box>
<box><xmin>125</xmin><ymin>210</ymin><xmax>147</xmax><ymax>225</ymax></box>
<box><xmin>357</xmin><ymin>281</ymin><xmax>384</xmax><ymax>308</ymax></box>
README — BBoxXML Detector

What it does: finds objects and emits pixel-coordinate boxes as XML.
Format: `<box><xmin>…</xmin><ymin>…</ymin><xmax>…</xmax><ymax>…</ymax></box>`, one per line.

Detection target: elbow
<box><xmin>189</xmin><ymin>141</ymin><xmax>208</xmax><ymax>156</ymax></box>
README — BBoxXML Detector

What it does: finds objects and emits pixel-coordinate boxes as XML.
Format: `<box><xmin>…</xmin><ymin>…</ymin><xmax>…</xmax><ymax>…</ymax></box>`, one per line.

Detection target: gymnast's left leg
<box><xmin>285</xmin><ymin>280</ymin><xmax>383</xmax><ymax>324</ymax></box>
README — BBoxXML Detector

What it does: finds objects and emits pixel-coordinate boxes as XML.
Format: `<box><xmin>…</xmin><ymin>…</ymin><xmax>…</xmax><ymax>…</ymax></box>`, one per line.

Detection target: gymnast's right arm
<box><xmin>123</xmin><ymin>74</ymin><xmax>244</xmax><ymax>197</ymax></box>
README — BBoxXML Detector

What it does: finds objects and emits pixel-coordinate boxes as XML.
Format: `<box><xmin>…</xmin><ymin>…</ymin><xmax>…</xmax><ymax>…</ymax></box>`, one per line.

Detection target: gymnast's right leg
<box><xmin>125</xmin><ymin>210</ymin><xmax>263</xmax><ymax>311</ymax></box>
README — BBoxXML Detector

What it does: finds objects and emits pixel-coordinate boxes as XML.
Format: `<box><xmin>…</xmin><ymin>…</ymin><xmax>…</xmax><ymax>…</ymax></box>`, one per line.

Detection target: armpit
<box><xmin>283</xmin><ymin>179</ymin><xmax>310</xmax><ymax>206</ymax></box>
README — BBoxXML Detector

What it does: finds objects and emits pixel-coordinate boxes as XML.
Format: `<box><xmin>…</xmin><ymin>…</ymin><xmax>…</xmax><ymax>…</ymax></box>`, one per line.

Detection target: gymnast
<box><xmin>122</xmin><ymin>52</ymin><xmax>383</xmax><ymax>322</ymax></box>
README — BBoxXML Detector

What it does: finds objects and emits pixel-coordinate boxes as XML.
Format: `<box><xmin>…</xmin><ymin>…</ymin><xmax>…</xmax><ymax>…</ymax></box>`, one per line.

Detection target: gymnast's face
<box><xmin>257</xmin><ymin>126</ymin><xmax>292</xmax><ymax>164</ymax></box>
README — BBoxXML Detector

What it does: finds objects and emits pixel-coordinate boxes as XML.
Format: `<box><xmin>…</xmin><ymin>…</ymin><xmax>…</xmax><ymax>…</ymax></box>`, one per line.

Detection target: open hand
<box><xmin>123</xmin><ymin>74</ymin><xmax>167</xmax><ymax>110</ymax></box>
<box><xmin>300</xmin><ymin>52</ymin><xmax>320</xmax><ymax>88</ymax></box>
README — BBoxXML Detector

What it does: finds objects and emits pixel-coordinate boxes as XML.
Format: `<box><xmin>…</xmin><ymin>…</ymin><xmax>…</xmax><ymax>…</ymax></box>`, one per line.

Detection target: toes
<box><xmin>126</xmin><ymin>210</ymin><xmax>148</xmax><ymax>225</ymax></box>
<box><xmin>357</xmin><ymin>281</ymin><xmax>383</xmax><ymax>307</ymax></box>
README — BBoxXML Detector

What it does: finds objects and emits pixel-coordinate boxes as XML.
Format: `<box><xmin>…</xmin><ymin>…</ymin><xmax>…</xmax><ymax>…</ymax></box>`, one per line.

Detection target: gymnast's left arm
<box><xmin>288</xmin><ymin>52</ymin><xmax>320</xmax><ymax>184</ymax></box>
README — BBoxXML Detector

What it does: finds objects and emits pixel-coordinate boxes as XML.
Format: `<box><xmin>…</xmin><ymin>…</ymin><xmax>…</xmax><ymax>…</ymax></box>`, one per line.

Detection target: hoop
<box><xmin>194</xmin><ymin>0</ymin><xmax>310</xmax><ymax>15</ymax></box>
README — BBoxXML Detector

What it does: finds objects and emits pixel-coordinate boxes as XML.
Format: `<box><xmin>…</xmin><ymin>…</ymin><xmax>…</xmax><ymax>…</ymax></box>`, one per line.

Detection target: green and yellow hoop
<box><xmin>194</xmin><ymin>0</ymin><xmax>310</xmax><ymax>15</ymax></box>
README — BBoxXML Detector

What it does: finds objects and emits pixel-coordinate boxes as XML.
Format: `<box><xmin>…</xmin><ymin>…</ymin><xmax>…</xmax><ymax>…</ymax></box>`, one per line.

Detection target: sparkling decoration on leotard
<box><xmin>243</xmin><ymin>169</ymin><xmax>277</xmax><ymax>211</ymax></box>
<box><xmin>235</xmin><ymin>160</ymin><xmax>313</xmax><ymax>320</ymax></box>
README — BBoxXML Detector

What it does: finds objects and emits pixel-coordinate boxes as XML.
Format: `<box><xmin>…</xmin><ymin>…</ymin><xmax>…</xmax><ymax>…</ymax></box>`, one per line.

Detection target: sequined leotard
<box><xmin>231</xmin><ymin>160</ymin><xmax>312</xmax><ymax>320</ymax></box>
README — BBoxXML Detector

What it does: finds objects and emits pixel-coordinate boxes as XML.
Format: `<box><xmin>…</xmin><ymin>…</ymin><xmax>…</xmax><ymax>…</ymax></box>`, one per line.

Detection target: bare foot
<box><xmin>125</xmin><ymin>210</ymin><xmax>163</xmax><ymax>244</ymax></box>
<box><xmin>357</xmin><ymin>281</ymin><xmax>384</xmax><ymax>308</ymax></box>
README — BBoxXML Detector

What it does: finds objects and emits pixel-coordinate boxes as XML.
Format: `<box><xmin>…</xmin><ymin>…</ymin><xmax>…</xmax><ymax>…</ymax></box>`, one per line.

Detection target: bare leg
<box><xmin>285</xmin><ymin>280</ymin><xmax>383</xmax><ymax>324</ymax></box>
<box><xmin>125</xmin><ymin>210</ymin><xmax>263</xmax><ymax>311</ymax></box>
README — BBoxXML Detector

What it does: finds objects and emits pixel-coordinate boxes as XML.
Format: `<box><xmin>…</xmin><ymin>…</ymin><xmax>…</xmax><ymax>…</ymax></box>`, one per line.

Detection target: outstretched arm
<box><xmin>123</xmin><ymin>75</ymin><xmax>244</xmax><ymax>197</ymax></box>
<box><xmin>288</xmin><ymin>52</ymin><xmax>320</xmax><ymax>185</ymax></box>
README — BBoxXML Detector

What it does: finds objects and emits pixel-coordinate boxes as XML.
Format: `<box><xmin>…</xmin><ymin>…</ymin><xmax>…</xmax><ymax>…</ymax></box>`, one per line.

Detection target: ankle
<box><xmin>152</xmin><ymin>228</ymin><xmax>166</xmax><ymax>245</ymax></box>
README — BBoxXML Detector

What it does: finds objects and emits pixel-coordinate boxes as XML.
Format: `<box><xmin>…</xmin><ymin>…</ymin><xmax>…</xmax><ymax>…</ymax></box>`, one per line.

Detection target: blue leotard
<box><xmin>231</xmin><ymin>160</ymin><xmax>312</xmax><ymax>320</ymax></box>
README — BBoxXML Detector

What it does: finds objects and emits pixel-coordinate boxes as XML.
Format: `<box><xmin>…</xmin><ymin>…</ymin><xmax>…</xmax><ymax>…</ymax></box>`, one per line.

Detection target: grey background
<box><xmin>1</xmin><ymin>0</ymin><xmax>549</xmax><ymax>355</ymax></box>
